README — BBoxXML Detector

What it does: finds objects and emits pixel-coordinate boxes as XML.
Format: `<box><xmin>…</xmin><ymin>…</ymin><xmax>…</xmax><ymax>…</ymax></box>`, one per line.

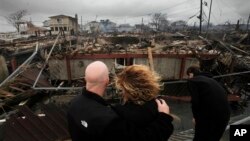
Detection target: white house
<box><xmin>49</xmin><ymin>14</ymin><xmax>78</xmax><ymax>35</ymax></box>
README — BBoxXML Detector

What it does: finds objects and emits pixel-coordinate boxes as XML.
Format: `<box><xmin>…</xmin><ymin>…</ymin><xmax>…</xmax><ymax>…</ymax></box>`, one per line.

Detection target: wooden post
<box><xmin>11</xmin><ymin>57</ymin><xmax>17</xmax><ymax>72</ymax></box>
<box><xmin>247</xmin><ymin>13</ymin><xmax>250</xmax><ymax>45</ymax></box>
<box><xmin>0</xmin><ymin>56</ymin><xmax>9</xmax><ymax>83</ymax></box>
<box><xmin>81</xmin><ymin>16</ymin><xmax>83</xmax><ymax>31</ymax></box>
<box><xmin>66</xmin><ymin>56</ymin><xmax>72</xmax><ymax>84</ymax></box>
<box><xmin>199</xmin><ymin>0</ymin><xmax>203</xmax><ymax>35</ymax></box>
<box><xmin>179</xmin><ymin>58</ymin><xmax>186</xmax><ymax>79</ymax></box>
<box><xmin>147</xmin><ymin>47</ymin><xmax>154</xmax><ymax>71</ymax></box>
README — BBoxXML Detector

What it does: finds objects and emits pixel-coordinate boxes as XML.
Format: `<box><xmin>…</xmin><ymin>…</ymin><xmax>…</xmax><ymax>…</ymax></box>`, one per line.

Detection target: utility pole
<box><xmin>81</xmin><ymin>16</ymin><xmax>82</xmax><ymax>31</ymax></box>
<box><xmin>247</xmin><ymin>13</ymin><xmax>250</xmax><ymax>45</ymax></box>
<box><xmin>95</xmin><ymin>15</ymin><xmax>98</xmax><ymax>22</ymax></box>
<box><xmin>247</xmin><ymin>13</ymin><xmax>250</xmax><ymax>32</ymax></box>
<box><xmin>199</xmin><ymin>0</ymin><xmax>203</xmax><ymax>35</ymax></box>
<box><xmin>141</xmin><ymin>17</ymin><xmax>144</xmax><ymax>33</ymax></box>
<box><xmin>139</xmin><ymin>18</ymin><xmax>144</xmax><ymax>45</ymax></box>
<box><xmin>206</xmin><ymin>0</ymin><xmax>213</xmax><ymax>38</ymax></box>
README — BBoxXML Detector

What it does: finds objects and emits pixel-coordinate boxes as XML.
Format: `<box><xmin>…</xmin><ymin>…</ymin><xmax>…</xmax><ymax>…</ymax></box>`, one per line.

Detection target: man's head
<box><xmin>115</xmin><ymin>65</ymin><xmax>161</xmax><ymax>105</ymax></box>
<box><xmin>85</xmin><ymin>61</ymin><xmax>109</xmax><ymax>95</ymax></box>
<box><xmin>186</xmin><ymin>65</ymin><xmax>201</xmax><ymax>78</ymax></box>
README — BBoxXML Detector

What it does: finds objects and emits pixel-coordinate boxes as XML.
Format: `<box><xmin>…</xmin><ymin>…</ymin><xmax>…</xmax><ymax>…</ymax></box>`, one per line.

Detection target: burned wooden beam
<box><xmin>9</xmin><ymin>86</ymin><xmax>25</xmax><ymax>93</ymax></box>
<box><xmin>0</xmin><ymin>89</ymin><xmax>14</xmax><ymax>98</ymax></box>
<box><xmin>147</xmin><ymin>47</ymin><xmax>154</xmax><ymax>71</ymax></box>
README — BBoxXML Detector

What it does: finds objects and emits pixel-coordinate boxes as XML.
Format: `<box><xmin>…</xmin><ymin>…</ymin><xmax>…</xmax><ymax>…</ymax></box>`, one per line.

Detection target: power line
<box><xmin>95</xmin><ymin>4</ymin><xmax>201</xmax><ymax>25</ymax></box>
<box><xmin>188</xmin><ymin>11</ymin><xmax>200</xmax><ymax>20</ymax></box>
<box><xmin>151</xmin><ymin>0</ymin><xmax>193</xmax><ymax>14</ymax></box>
<box><xmin>1</xmin><ymin>1</ymin><xmax>204</xmax><ymax>27</ymax></box>
<box><xmin>211</xmin><ymin>12</ymin><xmax>219</xmax><ymax>24</ymax></box>
<box><xmin>128</xmin><ymin>0</ymin><xmax>196</xmax><ymax>18</ymax></box>
<box><xmin>0</xmin><ymin>23</ymin><xmax>10</xmax><ymax>25</ymax></box>
<box><xmin>215</xmin><ymin>0</ymin><xmax>223</xmax><ymax>17</ymax></box>
<box><xmin>203</xmin><ymin>2</ymin><xmax>219</xmax><ymax>24</ymax></box>
<box><xmin>219</xmin><ymin>0</ymin><xmax>243</xmax><ymax>18</ymax></box>
<box><xmin>167</xmin><ymin>7</ymin><xmax>200</xmax><ymax>17</ymax></box>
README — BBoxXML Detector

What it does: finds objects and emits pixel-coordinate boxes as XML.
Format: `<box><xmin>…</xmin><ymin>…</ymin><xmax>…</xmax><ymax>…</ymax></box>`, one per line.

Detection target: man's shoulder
<box><xmin>189</xmin><ymin>75</ymin><xmax>211</xmax><ymax>82</ymax></box>
<box><xmin>67</xmin><ymin>94</ymin><xmax>118</xmax><ymax>134</ymax></box>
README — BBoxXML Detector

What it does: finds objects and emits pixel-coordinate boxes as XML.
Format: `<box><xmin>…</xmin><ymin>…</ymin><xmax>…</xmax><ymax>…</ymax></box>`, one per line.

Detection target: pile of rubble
<box><xmin>0</xmin><ymin>30</ymin><xmax>249</xmax><ymax>141</ymax></box>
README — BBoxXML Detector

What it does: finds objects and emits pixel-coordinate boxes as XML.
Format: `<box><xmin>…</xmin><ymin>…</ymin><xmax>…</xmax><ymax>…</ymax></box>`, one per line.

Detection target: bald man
<box><xmin>85</xmin><ymin>61</ymin><xmax>110</xmax><ymax>97</ymax></box>
<box><xmin>67</xmin><ymin>61</ymin><xmax>173</xmax><ymax>141</ymax></box>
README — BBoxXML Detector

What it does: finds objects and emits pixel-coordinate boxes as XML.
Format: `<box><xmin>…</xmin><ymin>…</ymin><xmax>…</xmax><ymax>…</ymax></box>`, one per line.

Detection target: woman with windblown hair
<box><xmin>113</xmin><ymin>64</ymin><xmax>174</xmax><ymax>140</ymax></box>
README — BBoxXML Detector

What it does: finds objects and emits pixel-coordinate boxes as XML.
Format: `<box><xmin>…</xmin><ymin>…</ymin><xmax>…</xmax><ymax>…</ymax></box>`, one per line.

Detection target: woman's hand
<box><xmin>155</xmin><ymin>99</ymin><xmax>170</xmax><ymax>114</ymax></box>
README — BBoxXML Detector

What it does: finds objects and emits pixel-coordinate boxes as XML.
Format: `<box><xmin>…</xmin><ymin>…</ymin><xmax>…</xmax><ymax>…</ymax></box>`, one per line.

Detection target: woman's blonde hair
<box><xmin>115</xmin><ymin>64</ymin><xmax>161</xmax><ymax>105</ymax></box>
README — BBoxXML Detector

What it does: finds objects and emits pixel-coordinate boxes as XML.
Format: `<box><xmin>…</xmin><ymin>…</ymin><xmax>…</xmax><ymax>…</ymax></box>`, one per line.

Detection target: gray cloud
<box><xmin>0</xmin><ymin>0</ymin><xmax>249</xmax><ymax>32</ymax></box>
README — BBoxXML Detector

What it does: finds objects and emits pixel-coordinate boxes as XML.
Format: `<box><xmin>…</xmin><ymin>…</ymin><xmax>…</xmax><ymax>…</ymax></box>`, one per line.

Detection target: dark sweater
<box><xmin>188</xmin><ymin>75</ymin><xmax>230</xmax><ymax>141</ymax></box>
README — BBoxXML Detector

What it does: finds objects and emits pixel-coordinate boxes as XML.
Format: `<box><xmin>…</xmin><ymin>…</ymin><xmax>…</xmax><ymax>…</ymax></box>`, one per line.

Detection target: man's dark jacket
<box><xmin>67</xmin><ymin>88</ymin><xmax>174</xmax><ymax>141</ymax></box>
<box><xmin>187</xmin><ymin>75</ymin><xmax>230</xmax><ymax>141</ymax></box>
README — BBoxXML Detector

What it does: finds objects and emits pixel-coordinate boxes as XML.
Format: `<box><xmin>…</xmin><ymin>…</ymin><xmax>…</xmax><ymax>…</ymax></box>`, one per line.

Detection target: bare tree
<box><xmin>5</xmin><ymin>10</ymin><xmax>28</xmax><ymax>32</ymax></box>
<box><xmin>159</xmin><ymin>18</ymin><xmax>169</xmax><ymax>32</ymax></box>
<box><xmin>150</xmin><ymin>13</ymin><xmax>169</xmax><ymax>31</ymax></box>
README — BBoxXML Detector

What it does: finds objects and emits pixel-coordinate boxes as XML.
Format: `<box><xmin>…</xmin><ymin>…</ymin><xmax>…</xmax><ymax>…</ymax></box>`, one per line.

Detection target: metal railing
<box><xmin>0</xmin><ymin>43</ymin><xmax>39</xmax><ymax>87</ymax></box>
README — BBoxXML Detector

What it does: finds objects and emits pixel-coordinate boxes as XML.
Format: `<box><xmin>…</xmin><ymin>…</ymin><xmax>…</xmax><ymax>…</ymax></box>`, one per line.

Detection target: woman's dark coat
<box><xmin>113</xmin><ymin>100</ymin><xmax>174</xmax><ymax>140</ymax></box>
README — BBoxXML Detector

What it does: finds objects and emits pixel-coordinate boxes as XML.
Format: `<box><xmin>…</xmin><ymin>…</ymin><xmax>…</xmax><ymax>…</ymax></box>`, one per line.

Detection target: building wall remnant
<box><xmin>48</xmin><ymin>58</ymin><xmax>115</xmax><ymax>80</ymax></box>
<box><xmin>0</xmin><ymin>55</ymin><xmax>9</xmax><ymax>83</ymax></box>
<box><xmin>48</xmin><ymin>54</ymin><xmax>199</xmax><ymax>81</ymax></box>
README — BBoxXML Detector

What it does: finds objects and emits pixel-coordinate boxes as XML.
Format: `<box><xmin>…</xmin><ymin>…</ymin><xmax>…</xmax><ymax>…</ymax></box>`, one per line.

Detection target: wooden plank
<box><xmin>0</xmin><ymin>89</ymin><xmax>15</xmax><ymax>97</ymax></box>
<box><xmin>17</xmin><ymin>82</ymin><xmax>32</xmax><ymax>87</ymax></box>
<box><xmin>9</xmin><ymin>86</ymin><xmax>25</xmax><ymax>92</ymax></box>
<box><xmin>237</xmin><ymin>33</ymin><xmax>248</xmax><ymax>44</ymax></box>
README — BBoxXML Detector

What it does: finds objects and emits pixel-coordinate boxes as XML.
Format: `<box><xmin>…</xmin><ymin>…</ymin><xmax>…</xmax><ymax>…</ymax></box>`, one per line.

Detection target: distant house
<box><xmin>0</xmin><ymin>21</ymin><xmax>48</xmax><ymax>40</ymax></box>
<box><xmin>117</xmin><ymin>24</ymin><xmax>134</xmax><ymax>33</ymax></box>
<box><xmin>83</xmin><ymin>19</ymin><xmax>117</xmax><ymax>33</ymax></box>
<box><xmin>214</xmin><ymin>24</ymin><xmax>248</xmax><ymax>31</ymax></box>
<box><xmin>99</xmin><ymin>19</ymin><xmax>117</xmax><ymax>33</ymax></box>
<box><xmin>171</xmin><ymin>20</ymin><xmax>187</xmax><ymax>31</ymax></box>
<box><xmin>17</xmin><ymin>21</ymin><xmax>48</xmax><ymax>37</ymax></box>
<box><xmin>49</xmin><ymin>14</ymin><xmax>78</xmax><ymax>35</ymax></box>
<box><xmin>134</xmin><ymin>24</ymin><xmax>152</xmax><ymax>33</ymax></box>
<box><xmin>25</xmin><ymin>22</ymin><xmax>48</xmax><ymax>36</ymax></box>
<box><xmin>43</xmin><ymin>20</ymin><xmax>50</xmax><ymax>27</ymax></box>
<box><xmin>82</xmin><ymin>21</ymin><xmax>100</xmax><ymax>33</ymax></box>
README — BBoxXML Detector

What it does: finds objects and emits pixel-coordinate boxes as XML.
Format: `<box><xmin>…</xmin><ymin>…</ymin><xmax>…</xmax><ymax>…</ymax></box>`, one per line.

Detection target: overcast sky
<box><xmin>0</xmin><ymin>0</ymin><xmax>249</xmax><ymax>32</ymax></box>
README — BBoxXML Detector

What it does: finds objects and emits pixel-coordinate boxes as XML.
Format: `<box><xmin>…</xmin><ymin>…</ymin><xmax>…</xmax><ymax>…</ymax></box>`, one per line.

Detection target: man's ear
<box><xmin>188</xmin><ymin>73</ymin><xmax>194</xmax><ymax>78</ymax></box>
<box><xmin>105</xmin><ymin>77</ymin><xmax>109</xmax><ymax>86</ymax></box>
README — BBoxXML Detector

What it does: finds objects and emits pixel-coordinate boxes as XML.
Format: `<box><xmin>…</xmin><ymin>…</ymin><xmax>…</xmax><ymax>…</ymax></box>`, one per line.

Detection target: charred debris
<box><xmin>0</xmin><ymin>28</ymin><xmax>249</xmax><ymax>140</ymax></box>
<box><xmin>0</xmin><ymin>30</ymin><xmax>249</xmax><ymax>109</ymax></box>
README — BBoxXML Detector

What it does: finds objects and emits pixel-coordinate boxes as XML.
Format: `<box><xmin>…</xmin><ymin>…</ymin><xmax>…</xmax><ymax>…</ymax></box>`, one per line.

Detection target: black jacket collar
<box><xmin>83</xmin><ymin>88</ymin><xmax>108</xmax><ymax>106</ymax></box>
<box><xmin>196</xmin><ymin>72</ymin><xmax>213</xmax><ymax>78</ymax></box>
